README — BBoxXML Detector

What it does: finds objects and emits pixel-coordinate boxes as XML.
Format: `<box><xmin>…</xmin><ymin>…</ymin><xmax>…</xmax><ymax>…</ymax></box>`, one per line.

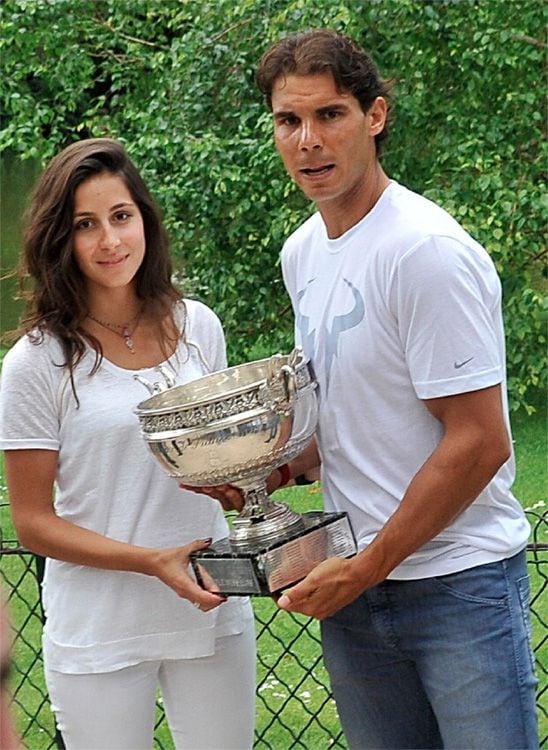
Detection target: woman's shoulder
<box><xmin>175</xmin><ymin>299</ymin><xmax>226</xmax><ymax>372</ymax></box>
<box><xmin>177</xmin><ymin>298</ymin><xmax>223</xmax><ymax>333</ymax></box>
<box><xmin>1</xmin><ymin>331</ymin><xmax>66</xmax><ymax>405</ymax></box>
<box><xmin>2</xmin><ymin>330</ymin><xmax>62</xmax><ymax>371</ymax></box>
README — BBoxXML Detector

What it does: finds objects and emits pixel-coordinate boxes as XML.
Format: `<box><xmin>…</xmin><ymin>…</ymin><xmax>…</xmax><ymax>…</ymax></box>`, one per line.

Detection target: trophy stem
<box><xmin>229</xmin><ymin>481</ymin><xmax>304</xmax><ymax>548</ymax></box>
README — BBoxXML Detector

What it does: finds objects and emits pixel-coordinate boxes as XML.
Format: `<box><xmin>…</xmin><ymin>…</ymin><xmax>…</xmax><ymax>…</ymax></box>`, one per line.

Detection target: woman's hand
<box><xmin>148</xmin><ymin>538</ymin><xmax>226</xmax><ymax>611</ymax></box>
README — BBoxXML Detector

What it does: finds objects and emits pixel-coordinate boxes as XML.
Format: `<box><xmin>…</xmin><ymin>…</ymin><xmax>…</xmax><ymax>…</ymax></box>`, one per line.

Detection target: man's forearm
<box><xmin>269</xmin><ymin>436</ymin><xmax>321</xmax><ymax>491</ymax></box>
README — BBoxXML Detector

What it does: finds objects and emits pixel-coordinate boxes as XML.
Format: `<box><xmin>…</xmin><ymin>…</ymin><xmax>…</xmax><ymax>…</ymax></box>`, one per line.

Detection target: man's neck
<box><xmin>319</xmin><ymin>165</ymin><xmax>390</xmax><ymax>239</ymax></box>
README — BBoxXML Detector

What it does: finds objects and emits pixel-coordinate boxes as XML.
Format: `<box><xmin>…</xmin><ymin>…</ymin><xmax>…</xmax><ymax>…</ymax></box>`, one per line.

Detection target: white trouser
<box><xmin>45</xmin><ymin>618</ymin><xmax>256</xmax><ymax>749</ymax></box>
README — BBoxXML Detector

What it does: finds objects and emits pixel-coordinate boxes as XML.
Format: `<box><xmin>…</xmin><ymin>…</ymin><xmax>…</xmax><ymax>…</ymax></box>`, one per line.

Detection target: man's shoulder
<box><xmin>283</xmin><ymin>211</ymin><xmax>323</xmax><ymax>250</ymax></box>
<box><xmin>376</xmin><ymin>182</ymin><xmax>486</xmax><ymax>263</ymax></box>
<box><xmin>387</xmin><ymin>182</ymin><xmax>450</xmax><ymax>223</ymax></box>
<box><xmin>387</xmin><ymin>182</ymin><xmax>469</xmax><ymax>239</ymax></box>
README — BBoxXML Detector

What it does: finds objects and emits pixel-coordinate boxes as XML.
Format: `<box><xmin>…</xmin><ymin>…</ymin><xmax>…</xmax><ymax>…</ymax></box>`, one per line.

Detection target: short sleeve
<box><xmin>391</xmin><ymin>235</ymin><xmax>504</xmax><ymax>399</ymax></box>
<box><xmin>184</xmin><ymin>300</ymin><xmax>227</xmax><ymax>372</ymax></box>
<box><xmin>0</xmin><ymin>336</ymin><xmax>61</xmax><ymax>450</ymax></box>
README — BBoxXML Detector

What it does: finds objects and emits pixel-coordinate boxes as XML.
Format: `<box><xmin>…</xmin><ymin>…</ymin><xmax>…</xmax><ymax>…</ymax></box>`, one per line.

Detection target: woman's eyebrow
<box><xmin>74</xmin><ymin>201</ymin><xmax>135</xmax><ymax>218</ymax></box>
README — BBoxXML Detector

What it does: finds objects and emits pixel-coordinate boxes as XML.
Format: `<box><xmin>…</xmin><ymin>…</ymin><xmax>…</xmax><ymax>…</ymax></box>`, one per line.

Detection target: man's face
<box><xmin>271</xmin><ymin>72</ymin><xmax>384</xmax><ymax>207</ymax></box>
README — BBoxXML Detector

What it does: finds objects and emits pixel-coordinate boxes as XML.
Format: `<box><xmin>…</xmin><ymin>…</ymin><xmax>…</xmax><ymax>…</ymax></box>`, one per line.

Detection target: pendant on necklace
<box><xmin>123</xmin><ymin>326</ymin><xmax>136</xmax><ymax>354</ymax></box>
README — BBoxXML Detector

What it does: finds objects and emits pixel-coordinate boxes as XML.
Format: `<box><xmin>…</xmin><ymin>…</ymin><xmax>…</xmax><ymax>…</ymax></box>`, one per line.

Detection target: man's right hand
<box><xmin>180</xmin><ymin>466</ymin><xmax>289</xmax><ymax>512</ymax></box>
<box><xmin>179</xmin><ymin>483</ymin><xmax>245</xmax><ymax>512</ymax></box>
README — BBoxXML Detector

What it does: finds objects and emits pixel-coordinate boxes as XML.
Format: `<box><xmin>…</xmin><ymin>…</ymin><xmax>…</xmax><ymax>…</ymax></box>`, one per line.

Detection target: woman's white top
<box><xmin>0</xmin><ymin>299</ymin><xmax>253</xmax><ymax>673</ymax></box>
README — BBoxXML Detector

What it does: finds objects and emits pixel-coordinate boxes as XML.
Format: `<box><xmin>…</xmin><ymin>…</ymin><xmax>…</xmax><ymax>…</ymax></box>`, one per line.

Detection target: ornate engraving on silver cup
<box><xmin>134</xmin><ymin>348</ymin><xmax>356</xmax><ymax>594</ymax></box>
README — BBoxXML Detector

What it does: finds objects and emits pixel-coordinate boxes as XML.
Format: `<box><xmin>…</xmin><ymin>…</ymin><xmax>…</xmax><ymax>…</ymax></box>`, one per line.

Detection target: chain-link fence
<box><xmin>1</xmin><ymin>506</ymin><xmax>546</xmax><ymax>749</ymax></box>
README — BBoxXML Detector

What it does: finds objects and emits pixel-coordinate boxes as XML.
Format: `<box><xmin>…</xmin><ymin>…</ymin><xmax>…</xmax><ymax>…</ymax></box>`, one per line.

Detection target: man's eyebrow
<box><xmin>317</xmin><ymin>103</ymin><xmax>350</xmax><ymax>114</ymax></box>
<box><xmin>273</xmin><ymin>103</ymin><xmax>350</xmax><ymax>119</ymax></box>
<box><xmin>273</xmin><ymin>109</ymin><xmax>296</xmax><ymax>119</ymax></box>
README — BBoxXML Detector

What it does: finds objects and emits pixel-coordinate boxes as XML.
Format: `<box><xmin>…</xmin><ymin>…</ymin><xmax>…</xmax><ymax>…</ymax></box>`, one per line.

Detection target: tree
<box><xmin>1</xmin><ymin>0</ymin><xmax>545</xmax><ymax>410</ymax></box>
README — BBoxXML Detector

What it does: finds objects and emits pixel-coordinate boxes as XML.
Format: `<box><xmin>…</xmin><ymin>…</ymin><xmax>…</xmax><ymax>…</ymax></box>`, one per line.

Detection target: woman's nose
<box><xmin>99</xmin><ymin>224</ymin><xmax>121</xmax><ymax>249</ymax></box>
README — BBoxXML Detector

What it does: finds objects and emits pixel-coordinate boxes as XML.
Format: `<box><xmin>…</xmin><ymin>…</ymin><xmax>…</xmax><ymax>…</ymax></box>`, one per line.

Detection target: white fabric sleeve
<box><xmin>0</xmin><ymin>336</ymin><xmax>61</xmax><ymax>450</ymax></box>
<box><xmin>185</xmin><ymin>299</ymin><xmax>227</xmax><ymax>372</ymax></box>
<box><xmin>280</xmin><ymin>242</ymin><xmax>300</xmax><ymax>346</ymax></box>
<box><xmin>391</xmin><ymin>235</ymin><xmax>503</xmax><ymax>399</ymax></box>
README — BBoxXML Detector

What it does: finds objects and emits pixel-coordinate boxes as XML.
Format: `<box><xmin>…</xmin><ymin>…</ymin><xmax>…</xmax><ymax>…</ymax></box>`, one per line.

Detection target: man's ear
<box><xmin>368</xmin><ymin>96</ymin><xmax>388</xmax><ymax>136</ymax></box>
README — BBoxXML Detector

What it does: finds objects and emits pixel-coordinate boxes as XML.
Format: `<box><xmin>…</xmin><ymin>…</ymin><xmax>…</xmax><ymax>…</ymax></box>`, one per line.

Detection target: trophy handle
<box><xmin>287</xmin><ymin>346</ymin><xmax>303</xmax><ymax>368</ymax></box>
<box><xmin>259</xmin><ymin>353</ymin><xmax>299</xmax><ymax>416</ymax></box>
<box><xmin>280</xmin><ymin>364</ymin><xmax>297</xmax><ymax>404</ymax></box>
<box><xmin>133</xmin><ymin>365</ymin><xmax>176</xmax><ymax>395</ymax></box>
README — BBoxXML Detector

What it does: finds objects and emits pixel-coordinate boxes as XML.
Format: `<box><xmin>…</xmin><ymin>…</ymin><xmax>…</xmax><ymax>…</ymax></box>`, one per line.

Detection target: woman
<box><xmin>0</xmin><ymin>138</ymin><xmax>256</xmax><ymax>749</ymax></box>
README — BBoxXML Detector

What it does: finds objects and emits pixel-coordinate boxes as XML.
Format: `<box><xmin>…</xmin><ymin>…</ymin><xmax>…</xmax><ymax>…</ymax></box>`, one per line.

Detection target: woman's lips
<box><xmin>98</xmin><ymin>255</ymin><xmax>127</xmax><ymax>267</ymax></box>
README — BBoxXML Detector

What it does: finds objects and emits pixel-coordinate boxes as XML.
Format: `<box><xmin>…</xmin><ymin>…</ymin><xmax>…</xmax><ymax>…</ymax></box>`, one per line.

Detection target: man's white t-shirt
<box><xmin>0</xmin><ymin>299</ymin><xmax>252</xmax><ymax>673</ymax></box>
<box><xmin>281</xmin><ymin>181</ymin><xmax>529</xmax><ymax>579</ymax></box>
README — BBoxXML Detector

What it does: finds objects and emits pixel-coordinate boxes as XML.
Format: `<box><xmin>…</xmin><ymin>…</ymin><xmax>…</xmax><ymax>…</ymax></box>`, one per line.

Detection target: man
<box><xmin>253</xmin><ymin>28</ymin><xmax>538</xmax><ymax>750</ymax></box>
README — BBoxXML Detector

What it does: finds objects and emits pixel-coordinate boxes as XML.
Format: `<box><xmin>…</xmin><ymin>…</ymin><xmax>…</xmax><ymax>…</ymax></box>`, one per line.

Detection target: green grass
<box><xmin>511</xmin><ymin>398</ymin><xmax>548</xmax><ymax>510</ymax></box>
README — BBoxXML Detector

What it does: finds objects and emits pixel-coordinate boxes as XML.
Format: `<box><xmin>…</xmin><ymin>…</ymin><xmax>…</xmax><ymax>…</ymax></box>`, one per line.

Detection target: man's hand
<box><xmin>179</xmin><ymin>483</ymin><xmax>245</xmax><ymax>512</ymax></box>
<box><xmin>180</xmin><ymin>465</ymin><xmax>290</xmax><ymax>512</ymax></box>
<box><xmin>276</xmin><ymin>556</ymin><xmax>364</xmax><ymax>620</ymax></box>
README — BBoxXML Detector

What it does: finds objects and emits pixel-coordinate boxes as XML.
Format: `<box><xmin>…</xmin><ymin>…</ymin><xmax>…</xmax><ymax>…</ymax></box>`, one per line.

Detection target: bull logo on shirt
<box><xmin>296</xmin><ymin>277</ymin><xmax>365</xmax><ymax>393</ymax></box>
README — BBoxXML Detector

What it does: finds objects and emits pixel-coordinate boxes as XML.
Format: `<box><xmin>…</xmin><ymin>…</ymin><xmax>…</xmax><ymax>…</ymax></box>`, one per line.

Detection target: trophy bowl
<box><xmin>135</xmin><ymin>348</ymin><xmax>356</xmax><ymax>595</ymax></box>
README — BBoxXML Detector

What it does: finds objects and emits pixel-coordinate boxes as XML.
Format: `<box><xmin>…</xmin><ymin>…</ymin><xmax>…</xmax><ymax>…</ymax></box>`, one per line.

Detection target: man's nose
<box><xmin>298</xmin><ymin>120</ymin><xmax>322</xmax><ymax>151</ymax></box>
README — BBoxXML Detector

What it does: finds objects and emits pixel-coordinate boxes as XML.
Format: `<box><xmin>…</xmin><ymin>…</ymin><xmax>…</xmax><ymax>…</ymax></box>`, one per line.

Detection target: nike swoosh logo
<box><xmin>454</xmin><ymin>357</ymin><xmax>474</xmax><ymax>369</ymax></box>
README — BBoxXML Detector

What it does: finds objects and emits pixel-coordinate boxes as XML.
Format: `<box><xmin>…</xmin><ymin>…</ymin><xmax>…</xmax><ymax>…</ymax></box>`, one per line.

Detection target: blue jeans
<box><xmin>321</xmin><ymin>549</ymin><xmax>538</xmax><ymax>749</ymax></box>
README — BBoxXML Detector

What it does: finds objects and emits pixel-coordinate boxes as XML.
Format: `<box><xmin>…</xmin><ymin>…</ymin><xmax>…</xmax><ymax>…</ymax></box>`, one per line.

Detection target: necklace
<box><xmin>87</xmin><ymin>309</ymin><xmax>142</xmax><ymax>354</ymax></box>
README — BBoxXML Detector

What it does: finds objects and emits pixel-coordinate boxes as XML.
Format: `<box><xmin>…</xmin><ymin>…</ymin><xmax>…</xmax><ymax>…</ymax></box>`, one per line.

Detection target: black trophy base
<box><xmin>190</xmin><ymin>511</ymin><xmax>357</xmax><ymax>596</ymax></box>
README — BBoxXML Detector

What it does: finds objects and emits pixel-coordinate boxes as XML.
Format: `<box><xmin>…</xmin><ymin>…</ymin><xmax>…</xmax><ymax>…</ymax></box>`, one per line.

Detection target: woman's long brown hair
<box><xmin>9</xmin><ymin>138</ymin><xmax>182</xmax><ymax>392</ymax></box>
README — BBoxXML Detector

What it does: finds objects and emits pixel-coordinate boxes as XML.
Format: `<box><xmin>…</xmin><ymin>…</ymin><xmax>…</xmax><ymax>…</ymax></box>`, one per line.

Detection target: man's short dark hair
<box><xmin>256</xmin><ymin>29</ymin><xmax>393</xmax><ymax>153</ymax></box>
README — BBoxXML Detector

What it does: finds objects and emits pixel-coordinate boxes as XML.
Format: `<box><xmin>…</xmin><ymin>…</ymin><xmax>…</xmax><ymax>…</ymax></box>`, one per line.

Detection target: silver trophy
<box><xmin>134</xmin><ymin>348</ymin><xmax>356</xmax><ymax>595</ymax></box>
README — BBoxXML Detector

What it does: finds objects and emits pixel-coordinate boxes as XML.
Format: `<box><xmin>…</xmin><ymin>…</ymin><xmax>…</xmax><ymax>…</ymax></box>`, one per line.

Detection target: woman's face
<box><xmin>72</xmin><ymin>172</ymin><xmax>146</xmax><ymax>295</ymax></box>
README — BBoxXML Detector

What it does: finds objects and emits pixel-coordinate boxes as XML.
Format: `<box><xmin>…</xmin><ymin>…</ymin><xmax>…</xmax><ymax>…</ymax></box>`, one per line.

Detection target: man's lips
<box><xmin>299</xmin><ymin>164</ymin><xmax>335</xmax><ymax>176</ymax></box>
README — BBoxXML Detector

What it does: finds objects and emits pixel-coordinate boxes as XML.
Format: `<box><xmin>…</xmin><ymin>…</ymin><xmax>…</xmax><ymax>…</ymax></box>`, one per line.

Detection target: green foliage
<box><xmin>1</xmin><ymin>0</ymin><xmax>546</xmax><ymax>409</ymax></box>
